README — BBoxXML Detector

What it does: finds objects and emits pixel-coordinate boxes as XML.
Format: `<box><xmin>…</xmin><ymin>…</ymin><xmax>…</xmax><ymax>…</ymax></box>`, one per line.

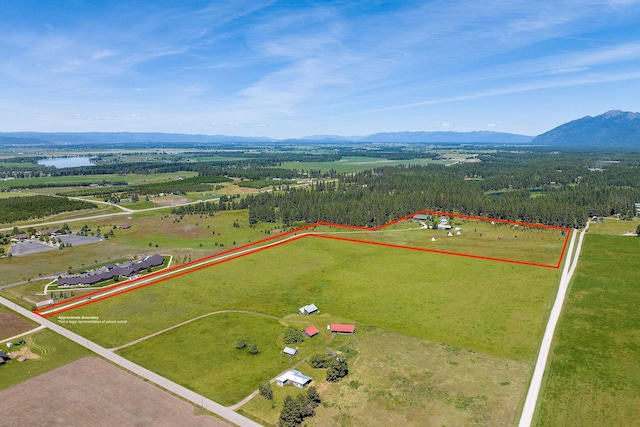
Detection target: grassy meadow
<box><xmin>118</xmin><ymin>312</ymin><xmax>330</xmax><ymax>406</ymax></box>
<box><xmin>311</xmin><ymin>217</ymin><xmax>568</xmax><ymax>267</ymax></box>
<box><xmin>280</xmin><ymin>156</ymin><xmax>449</xmax><ymax>174</ymax></box>
<box><xmin>54</xmin><ymin>234</ymin><xmax>560</xmax><ymax>362</ymax></box>
<box><xmin>241</xmin><ymin>325</ymin><xmax>529</xmax><ymax>427</ymax></box>
<box><xmin>586</xmin><ymin>217</ymin><xmax>638</xmax><ymax>235</ymax></box>
<box><xmin>533</xmin><ymin>233</ymin><xmax>640</xmax><ymax>426</ymax></box>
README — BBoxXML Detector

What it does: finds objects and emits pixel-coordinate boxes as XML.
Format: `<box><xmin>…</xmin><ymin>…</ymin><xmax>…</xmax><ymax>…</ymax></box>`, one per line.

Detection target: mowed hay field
<box><xmin>534</xmin><ymin>234</ymin><xmax>640</xmax><ymax>426</ymax></box>
<box><xmin>311</xmin><ymin>217</ymin><xmax>568</xmax><ymax>267</ymax></box>
<box><xmin>55</xmin><ymin>236</ymin><xmax>561</xmax><ymax>360</ymax></box>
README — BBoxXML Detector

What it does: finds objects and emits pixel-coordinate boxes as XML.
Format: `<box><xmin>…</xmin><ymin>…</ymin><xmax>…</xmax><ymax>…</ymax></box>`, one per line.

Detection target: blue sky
<box><xmin>2</xmin><ymin>0</ymin><xmax>640</xmax><ymax>138</ymax></box>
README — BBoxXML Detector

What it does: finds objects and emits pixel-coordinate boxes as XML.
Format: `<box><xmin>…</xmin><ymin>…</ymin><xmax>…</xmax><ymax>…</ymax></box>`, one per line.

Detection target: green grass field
<box><xmin>533</xmin><ymin>234</ymin><xmax>640</xmax><ymax>426</ymax></box>
<box><xmin>0</xmin><ymin>171</ymin><xmax>199</xmax><ymax>191</ymax></box>
<box><xmin>311</xmin><ymin>218</ymin><xmax>567</xmax><ymax>266</ymax></box>
<box><xmin>0</xmin><ymin>279</ymin><xmax>53</xmax><ymax>309</ymax></box>
<box><xmin>54</xmin><ymin>234</ymin><xmax>560</xmax><ymax>361</ymax></box>
<box><xmin>0</xmin><ymin>329</ymin><xmax>92</xmax><ymax>391</ymax></box>
<box><xmin>280</xmin><ymin>156</ymin><xmax>449</xmax><ymax>174</ymax></box>
<box><xmin>118</xmin><ymin>312</ymin><xmax>329</xmax><ymax>406</ymax></box>
<box><xmin>587</xmin><ymin>217</ymin><xmax>638</xmax><ymax>235</ymax></box>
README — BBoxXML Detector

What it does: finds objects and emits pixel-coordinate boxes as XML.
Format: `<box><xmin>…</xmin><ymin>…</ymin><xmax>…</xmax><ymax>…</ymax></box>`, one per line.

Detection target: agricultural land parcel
<box><xmin>534</xmin><ymin>226</ymin><xmax>640</xmax><ymax>426</ymax></box>
<box><xmin>0</xmin><ymin>329</ymin><xmax>92</xmax><ymax>391</ymax></box>
<box><xmin>0</xmin><ymin>357</ymin><xmax>229</xmax><ymax>427</ymax></box>
<box><xmin>51</xmin><ymin>226</ymin><xmax>565</xmax><ymax>425</ymax></box>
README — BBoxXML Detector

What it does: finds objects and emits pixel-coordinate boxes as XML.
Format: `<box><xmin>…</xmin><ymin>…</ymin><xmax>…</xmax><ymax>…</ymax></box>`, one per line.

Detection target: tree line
<box><xmin>0</xmin><ymin>195</ymin><xmax>97</xmax><ymax>224</ymax></box>
<box><xmin>244</xmin><ymin>162</ymin><xmax>640</xmax><ymax>228</ymax></box>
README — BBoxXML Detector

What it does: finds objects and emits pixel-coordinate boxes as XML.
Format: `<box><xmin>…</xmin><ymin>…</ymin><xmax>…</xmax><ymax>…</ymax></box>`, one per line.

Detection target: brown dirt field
<box><xmin>10</xmin><ymin>346</ymin><xmax>40</xmax><ymax>360</ymax></box>
<box><xmin>153</xmin><ymin>196</ymin><xmax>189</xmax><ymax>206</ymax></box>
<box><xmin>0</xmin><ymin>357</ymin><xmax>231</xmax><ymax>427</ymax></box>
<box><xmin>0</xmin><ymin>312</ymin><xmax>36</xmax><ymax>340</ymax></box>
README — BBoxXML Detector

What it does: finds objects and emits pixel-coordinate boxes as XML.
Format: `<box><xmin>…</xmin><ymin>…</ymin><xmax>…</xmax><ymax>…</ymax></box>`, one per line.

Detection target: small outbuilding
<box><xmin>0</xmin><ymin>351</ymin><xmax>9</xmax><ymax>363</ymax></box>
<box><xmin>299</xmin><ymin>303</ymin><xmax>318</xmax><ymax>315</ymax></box>
<box><xmin>283</xmin><ymin>347</ymin><xmax>298</xmax><ymax>356</ymax></box>
<box><xmin>413</xmin><ymin>214</ymin><xmax>428</xmax><ymax>221</ymax></box>
<box><xmin>303</xmin><ymin>325</ymin><xmax>319</xmax><ymax>338</ymax></box>
<box><xmin>275</xmin><ymin>370</ymin><xmax>313</xmax><ymax>389</ymax></box>
<box><xmin>329</xmin><ymin>324</ymin><xmax>356</xmax><ymax>334</ymax></box>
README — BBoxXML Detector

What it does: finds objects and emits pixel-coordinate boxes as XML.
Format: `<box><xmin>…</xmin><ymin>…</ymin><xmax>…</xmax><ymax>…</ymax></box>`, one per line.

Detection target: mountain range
<box><xmin>532</xmin><ymin>110</ymin><xmax>640</xmax><ymax>147</ymax></box>
<box><xmin>1</xmin><ymin>110</ymin><xmax>639</xmax><ymax>146</ymax></box>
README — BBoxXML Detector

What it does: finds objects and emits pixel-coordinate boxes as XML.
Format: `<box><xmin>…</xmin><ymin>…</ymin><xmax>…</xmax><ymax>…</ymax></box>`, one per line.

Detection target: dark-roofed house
<box><xmin>413</xmin><ymin>213</ymin><xmax>428</xmax><ymax>220</ymax></box>
<box><xmin>0</xmin><ymin>351</ymin><xmax>9</xmax><ymax>363</ymax></box>
<box><xmin>12</xmin><ymin>233</ymin><xmax>28</xmax><ymax>241</ymax></box>
<box><xmin>303</xmin><ymin>325</ymin><xmax>319</xmax><ymax>338</ymax></box>
<box><xmin>119</xmin><ymin>224</ymin><xmax>131</xmax><ymax>230</ymax></box>
<box><xmin>330</xmin><ymin>324</ymin><xmax>356</xmax><ymax>334</ymax></box>
<box><xmin>299</xmin><ymin>303</ymin><xmax>318</xmax><ymax>315</ymax></box>
<box><xmin>57</xmin><ymin>254</ymin><xmax>165</xmax><ymax>287</ymax></box>
<box><xmin>37</xmin><ymin>227</ymin><xmax>60</xmax><ymax>236</ymax></box>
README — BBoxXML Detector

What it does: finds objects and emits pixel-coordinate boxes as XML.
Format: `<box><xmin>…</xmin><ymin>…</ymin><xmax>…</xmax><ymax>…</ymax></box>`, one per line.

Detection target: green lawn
<box><xmin>117</xmin><ymin>312</ymin><xmax>326</xmax><ymax>406</ymax></box>
<box><xmin>534</xmin><ymin>234</ymin><xmax>640</xmax><ymax>426</ymax></box>
<box><xmin>54</xmin><ymin>235</ymin><xmax>560</xmax><ymax>362</ymax></box>
<box><xmin>0</xmin><ymin>279</ymin><xmax>53</xmax><ymax>309</ymax></box>
<box><xmin>0</xmin><ymin>329</ymin><xmax>92</xmax><ymax>390</ymax></box>
<box><xmin>587</xmin><ymin>217</ymin><xmax>638</xmax><ymax>235</ymax></box>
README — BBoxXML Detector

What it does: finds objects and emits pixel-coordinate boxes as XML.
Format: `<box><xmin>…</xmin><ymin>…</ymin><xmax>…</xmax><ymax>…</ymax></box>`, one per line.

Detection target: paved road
<box><xmin>0</xmin><ymin>296</ymin><xmax>262</xmax><ymax>427</ymax></box>
<box><xmin>518</xmin><ymin>224</ymin><xmax>588</xmax><ymax>427</ymax></box>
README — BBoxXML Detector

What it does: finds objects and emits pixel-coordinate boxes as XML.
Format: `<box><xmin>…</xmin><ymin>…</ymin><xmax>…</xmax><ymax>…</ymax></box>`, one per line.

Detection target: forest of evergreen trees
<box><xmin>243</xmin><ymin>157</ymin><xmax>640</xmax><ymax>228</ymax></box>
<box><xmin>0</xmin><ymin>195</ymin><xmax>97</xmax><ymax>223</ymax></box>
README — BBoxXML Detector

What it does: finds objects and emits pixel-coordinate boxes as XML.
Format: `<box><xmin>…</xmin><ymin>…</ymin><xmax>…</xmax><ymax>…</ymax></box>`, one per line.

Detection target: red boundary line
<box><xmin>36</xmin><ymin>210</ymin><xmax>572</xmax><ymax>317</ymax></box>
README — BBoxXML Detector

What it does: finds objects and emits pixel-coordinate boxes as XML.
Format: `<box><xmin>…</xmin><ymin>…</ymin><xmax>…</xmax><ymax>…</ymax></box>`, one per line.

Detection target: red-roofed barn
<box><xmin>329</xmin><ymin>324</ymin><xmax>356</xmax><ymax>334</ymax></box>
<box><xmin>303</xmin><ymin>325</ymin><xmax>319</xmax><ymax>338</ymax></box>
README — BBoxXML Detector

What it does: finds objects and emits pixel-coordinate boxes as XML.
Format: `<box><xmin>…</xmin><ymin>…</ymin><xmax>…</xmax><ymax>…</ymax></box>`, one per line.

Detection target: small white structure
<box><xmin>276</xmin><ymin>370</ymin><xmax>312</xmax><ymax>389</ymax></box>
<box><xmin>283</xmin><ymin>347</ymin><xmax>298</xmax><ymax>356</ymax></box>
<box><xmin>36</xmin><ymin>299</ymin><xmax>55</xmax><ymax>308</ymax></box>
<box><xmin>299</xmin><ymin>303</ymin><xmax>318</xmax><ymax>315</ymax></box>
<box><xmin>447</xmin><ymin>232</ymin><xmax>453</xmax><ymax>237</ymax></box>
<box><xmin>456</xmin><ymin>231</ymin><xmax>461</xmax><ymax>235</ymax></box>
<box><xmin>431</xmin><ymin>237</ymin><xmax>436</xmax><ymax>241</ymax></box>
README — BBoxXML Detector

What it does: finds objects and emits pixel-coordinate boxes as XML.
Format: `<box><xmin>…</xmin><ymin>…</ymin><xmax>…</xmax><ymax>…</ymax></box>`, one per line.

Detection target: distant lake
<box><xmin>38</xmin><ymin>156</ymin><xmax>95</xmax><ymax>168</ymax></box>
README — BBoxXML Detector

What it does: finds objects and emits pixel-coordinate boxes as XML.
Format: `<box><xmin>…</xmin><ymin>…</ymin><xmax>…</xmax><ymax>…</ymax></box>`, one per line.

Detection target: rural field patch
<box><xmin>242</xmin><ymin>327</ymin><xmax>529</xmax><ymax>427</ymax></box>
<box><xmin>534</xmin><ymin>234</ymin><xmax>640</xmax><ymax>426</ymax></box>
<box><xmin>0</xmin><ymin>329</ymin><xmax>92</xmax><ymax>391</ymax></box>
<box><xmin>0</xmin><ymin>307</ymin><xmax>37</xmax><ymax>340</ymax></box>
<box><xmin>50</xmin><ymin>229</ymin><xmax>561</xmax><ymax>360</ymax></box>
<box><xmin>0</xmin><ymin>357</ymin><xmax>229</xmax><ymax>426</ymax></box>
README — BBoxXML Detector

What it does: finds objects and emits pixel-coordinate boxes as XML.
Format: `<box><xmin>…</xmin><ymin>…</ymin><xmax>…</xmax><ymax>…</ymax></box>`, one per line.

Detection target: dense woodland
<box><xmin>0</xmin><ymin>195</ymin><xmax>97</xmax><ymax>224</ymax></box>
<box><xmin>244</xmin><ymin>153</ymin><xmax>640</xmax><ymax>228</ymax></box>
<box><xmin>2</xmin><ymin>147</ymin><xmax>640</xmax><ymax>228</ymax></box>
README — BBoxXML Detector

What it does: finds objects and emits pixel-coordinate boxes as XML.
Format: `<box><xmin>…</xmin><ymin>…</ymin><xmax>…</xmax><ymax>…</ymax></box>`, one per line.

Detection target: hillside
<box><xmin>532</xmin><ymin>110</ymin><xmax>640</xmax><ymax>147</ymax></box>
